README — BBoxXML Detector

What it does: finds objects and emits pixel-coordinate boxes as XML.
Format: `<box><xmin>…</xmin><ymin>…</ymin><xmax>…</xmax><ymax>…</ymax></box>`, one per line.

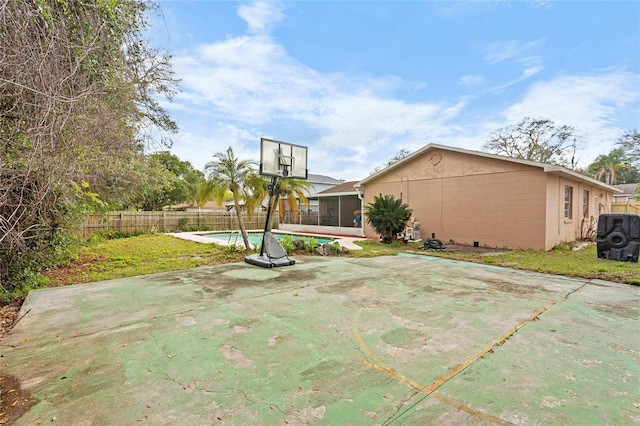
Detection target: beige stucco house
<box><xmin>357</xmin><ymin>144</ymin><xmax>618</xmax><ymax>250</ymax></box>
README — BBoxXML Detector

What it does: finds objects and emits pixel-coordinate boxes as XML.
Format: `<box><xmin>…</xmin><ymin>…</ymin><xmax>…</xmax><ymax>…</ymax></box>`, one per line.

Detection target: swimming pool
<box><xmin>198</xmin><ymin>231</ymin><xmax>335</xmax><ymax>247</ymax></box>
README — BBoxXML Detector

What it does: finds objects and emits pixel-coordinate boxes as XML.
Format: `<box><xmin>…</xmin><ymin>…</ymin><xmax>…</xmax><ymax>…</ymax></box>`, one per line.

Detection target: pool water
<box><xmin>201</xmin><ymin>232</ymin><xmax>335</xmax><ymax>246</ymax></box>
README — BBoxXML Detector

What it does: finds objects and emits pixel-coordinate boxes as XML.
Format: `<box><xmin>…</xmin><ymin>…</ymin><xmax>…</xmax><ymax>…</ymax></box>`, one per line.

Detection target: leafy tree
<box><xmin>364</xmin><ymin>194</ymin><xmax>413</xmax><ymax>243</ymax></box>
<box><xmin>616</xmin><ymin>129</ymin><xmax>640</xmax><ymax>173</ymax></box>
<box><xmin>483</xmin><ymin>117</ymin><xmax>582</xmax><ymax>168</ymax></box>
<box><xmin>273</xmin><ymin>178</ymin><xmax>312</xmax><ymax>225</ymax></box>
<box><xmin>253</xmin><ymin>178</ymin><xmax>312</xmax><ymax>229</ymax></box>
<box><xmin>0</xmin><ymin>1</ymin><xmax>178</xmax><ymax>298</ymax></box>
<box><xmin>587</xmin><ymin>149</ymin><xmax>632</xmax><ymax>185</ymax></box>
<box><xmin>199</xmin><ymin>147</ymin><xmax>261</xmax><ymax>250</ymax></box>
<box><xmin>132</xmin><ymin>152</ymin><xmax>205</xmax><ymax>211</ymax></box>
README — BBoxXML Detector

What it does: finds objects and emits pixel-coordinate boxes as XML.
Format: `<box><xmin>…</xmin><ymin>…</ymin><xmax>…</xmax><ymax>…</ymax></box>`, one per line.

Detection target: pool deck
<box><xmin>2</xmin><ymin>254</ymin><xmax>638</xmax><ymax>425</ymax></box>
<box><xmin>168</xmin><ymin>230</ymin><xmax>368</xmax><ymax>250</ymax></box>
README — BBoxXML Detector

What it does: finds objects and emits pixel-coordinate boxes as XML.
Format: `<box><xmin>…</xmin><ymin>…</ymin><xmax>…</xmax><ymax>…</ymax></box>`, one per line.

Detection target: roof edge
<box><xmin>355</xmin><ymin>143</ymin><xmax>620</xmax><ymax>192</ymax></box>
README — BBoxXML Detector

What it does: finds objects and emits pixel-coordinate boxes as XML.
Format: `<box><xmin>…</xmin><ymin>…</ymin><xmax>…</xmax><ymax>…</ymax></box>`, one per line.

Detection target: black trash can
<box><xmin>596</xmin><ymin>213</ymin><xmax>640</xmax><ymax>262</ymax></box>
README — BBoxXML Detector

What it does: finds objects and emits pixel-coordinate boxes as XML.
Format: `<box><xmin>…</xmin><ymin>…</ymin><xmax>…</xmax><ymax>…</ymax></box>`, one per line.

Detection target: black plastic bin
<box><xmin>596</xmin><ymin>213</ymin><xmax>640</xmax><ymax>262</ymax></box>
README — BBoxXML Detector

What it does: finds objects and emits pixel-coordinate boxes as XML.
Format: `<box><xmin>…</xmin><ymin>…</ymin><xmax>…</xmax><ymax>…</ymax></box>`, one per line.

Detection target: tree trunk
<box><xmin>233</xmin><ymin>195</ymin><xmax>251</xmax><ymax>250</ymax></box>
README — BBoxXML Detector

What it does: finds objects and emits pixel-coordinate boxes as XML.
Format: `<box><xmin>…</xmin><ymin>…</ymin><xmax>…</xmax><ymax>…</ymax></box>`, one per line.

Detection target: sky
<box><xmin>150</xmin><ymin>1</ymin><xmax>640</xmax><ymax>181</ymax></box>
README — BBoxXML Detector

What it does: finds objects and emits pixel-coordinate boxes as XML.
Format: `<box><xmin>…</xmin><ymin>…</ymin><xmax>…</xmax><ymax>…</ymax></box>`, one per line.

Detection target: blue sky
<box><xmin>151</xmin><ymin>1</ymin><xmax>640</xmax><ymax>181</ymax></box>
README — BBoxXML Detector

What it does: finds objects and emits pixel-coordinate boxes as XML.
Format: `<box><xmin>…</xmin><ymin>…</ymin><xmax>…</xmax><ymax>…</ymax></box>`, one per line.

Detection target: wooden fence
<box><xmin>611</xmin><ymin>201</ymin><xmax>640</xmax><ymax>215</ymax></box>
<box><xmin>79</xmin><ymin>211</ymin><xmax>269</xmax><ymax>238</ymax></box>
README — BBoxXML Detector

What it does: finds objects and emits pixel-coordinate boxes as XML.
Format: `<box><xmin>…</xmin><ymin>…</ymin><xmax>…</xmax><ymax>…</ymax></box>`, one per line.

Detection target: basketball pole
<box><xmin>260</xmin><ymin>175</ymin><xmax>278</xmax><ymax>257</ymax></box>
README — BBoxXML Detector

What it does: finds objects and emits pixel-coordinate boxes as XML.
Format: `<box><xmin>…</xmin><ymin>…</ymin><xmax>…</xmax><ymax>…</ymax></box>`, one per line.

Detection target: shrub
<box><xmin>280</xmin><ymin>234</ymin><xmax>295</xmax><ymax>253</ymax></box>
<box><xmin>225</xmin><ymin>244</ymin><xmax>240</xmax><ymax>253</ymax></box>
<box><xmin>365</xmin><ymin>194</ymin><xmax>412</xmax><ymax>243</ymax></box>
<box><xmin>0</xmin><ymin>231</ymin><xmax>77</xmax><ymax>303</ymax></box>
<box><xmin>305</xmin><ymin>237</ymin><xmax>318</xmax><ymax>253</ymax></box>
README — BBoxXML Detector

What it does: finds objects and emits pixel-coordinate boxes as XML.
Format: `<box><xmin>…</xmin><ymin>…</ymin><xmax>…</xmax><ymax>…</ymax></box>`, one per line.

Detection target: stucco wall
<box><xmin>544</xmin><ymin>175</ymin><xmax>614</xmax><ymax>250</ymax></box>
<box><xmin>362</xmin><ymin>149</ymin><xmax>550</xmax><ymax>250</ymax></box>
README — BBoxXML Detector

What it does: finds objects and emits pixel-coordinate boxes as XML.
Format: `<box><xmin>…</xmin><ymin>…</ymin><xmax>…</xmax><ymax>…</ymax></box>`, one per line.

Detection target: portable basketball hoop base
<box><xmin>244</xmin><ymin>138</ymin><xmax>308</xmax><ymax>269</ymax></box>
<box><xmin>244</xmin><ymin>231</ymin><xmax>296</xmax><ymax>268</ymax></box>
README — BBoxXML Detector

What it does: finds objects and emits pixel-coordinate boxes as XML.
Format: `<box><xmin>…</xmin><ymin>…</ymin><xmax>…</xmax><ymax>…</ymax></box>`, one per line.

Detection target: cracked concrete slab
<box><xmin>1</xmin><ymin>254</ymin><xmax>638</xmax><ymax>425</ymax></box>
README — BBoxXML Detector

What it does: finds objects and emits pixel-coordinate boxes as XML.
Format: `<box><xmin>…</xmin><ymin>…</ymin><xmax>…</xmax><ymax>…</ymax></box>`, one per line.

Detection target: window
<box><xmin>564</xmin><ymin>186</ymin><xmax>573</xmax><ymax>219</ymax></box>
<box><xmin>583</xmin><ymin>190</ymin><xmax>589</xmax><ymax>218</ymax></box>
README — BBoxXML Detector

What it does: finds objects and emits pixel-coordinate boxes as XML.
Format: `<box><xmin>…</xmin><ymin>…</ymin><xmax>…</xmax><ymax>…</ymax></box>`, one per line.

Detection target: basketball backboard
<box><xmin>259</xmin><ymin>138</ymin><xmax>308</xmax><ymax>179</ymax></box>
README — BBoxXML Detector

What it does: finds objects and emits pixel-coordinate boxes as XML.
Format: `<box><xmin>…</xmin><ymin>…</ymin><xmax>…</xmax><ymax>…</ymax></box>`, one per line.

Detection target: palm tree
<box><xmin>255</xmin><ymin>178</ymin><xmax>312</xmax><ymax>230</ymax></box>
<box><xmin>199</xmin><ymin>147</ymin><xmax>260</xmax><ymax>250</ymax></box>
<box><xmin>364</xmin><ymin>194</ymin><xmax>412</xmax><ymax>243</ymax></box>
<box><xmin>588</xmin><ymin>149</ymin><xmax>627</xmax><ymax>185</ymax></box>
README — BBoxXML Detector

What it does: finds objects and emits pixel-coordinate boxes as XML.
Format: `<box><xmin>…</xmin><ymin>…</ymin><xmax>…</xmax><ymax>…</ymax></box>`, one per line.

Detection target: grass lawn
<box><xmin>406</xmin><ymin>243</ymin><xmax>640</xmax><ymax>286</ymax></box>
<box><xmin>42</xmin><ymin>234</ymin><xmax>640</xmax><ymax>288</ymax></box>
<box><xmin>42</xmin><ymin>234</ymin><xmax>248</xmax><ymax>287</ymax></box>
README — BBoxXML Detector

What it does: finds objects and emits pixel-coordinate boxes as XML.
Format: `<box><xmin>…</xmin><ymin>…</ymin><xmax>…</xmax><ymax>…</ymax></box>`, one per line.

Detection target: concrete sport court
<box><xmin>2</xmin><ymin>254</ymin><xmax>638</xmax><ymax>425</ymax></box>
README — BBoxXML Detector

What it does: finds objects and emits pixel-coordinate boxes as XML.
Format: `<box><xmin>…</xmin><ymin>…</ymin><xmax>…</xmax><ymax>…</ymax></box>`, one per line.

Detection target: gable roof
<box><xmin>356</xmin><ymin>143</ymin><xmax>620</xmax><ymax>192</ymax></box>
<box><xmin>307</xmin><ymin>173</ymin><xmax>344</xmax><ymax>185</ymax></box>
<box><xmin>314</xmin><ymin>180</ymin><xmax>361</xmax><ymax>197</ymax></box>
<box><xmin>612</xmin><ymin>183</ymin><xmax>638</xmax><ymax>196</ymax></box>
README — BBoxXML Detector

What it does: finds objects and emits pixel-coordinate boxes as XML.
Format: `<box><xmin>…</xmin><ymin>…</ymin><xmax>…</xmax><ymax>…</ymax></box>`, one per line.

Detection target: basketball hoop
<box><xmin>259</xmin><ymin>138</ymin><xmax>308</xmax><ymax>179</ymax></box>
<box><xmin>246</xmin><ymin>138</ymin><xmax>309</xmax><ymax>268</ymax></box>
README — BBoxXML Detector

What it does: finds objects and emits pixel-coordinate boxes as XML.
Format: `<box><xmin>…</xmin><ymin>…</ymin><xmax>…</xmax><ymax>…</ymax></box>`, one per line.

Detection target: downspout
<box><xmin>558</xmin><ymin>177</ymin><xmax>562</xmax><ymax>235</ymax></box>
<box><xmin>357</xmin><ymin>189</ymin><xmax>365</xmax><ymax>237</ymax></box>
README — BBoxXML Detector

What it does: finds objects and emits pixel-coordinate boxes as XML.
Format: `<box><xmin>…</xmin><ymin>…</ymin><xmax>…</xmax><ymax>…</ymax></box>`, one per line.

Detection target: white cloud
<box><xmin>169</xmin><ymin>124</ymin><xmax>264</xmax><ymax>174</ymax></box>
<box><xmin>162</xmin><ymin>2</ymin><xmax>637</xmax><ymax>181</ymax></box>
<box><xmin>484</xmin><ymin>39</ymin><xmax>546</xmax><ymax>89</ymax></box>
<box><xmin>169</xmin><ymin>28</ymin><xmax>465</xmax><ymax>179</ymax></box>
<box><xmin>459</xmin><ymin>74</ymin><xmax>486</xmax><ymax>87</ymax></box>
<box><xmin>237</xmin><ymin>1</ymin><xmax>286</xmax><ymax>34</ymax></box>
<box><xmin>503</xmin><ymin>70</ymin><xmax>640</xmax><ymax>166</ymax></box>
<box><xmin>484</xmin><ymin>39</ymin><xmax>543</xmax><ymax>65</ymax></box>
<box><xmin>490</xmin><ymin>62</ymin><xmax>545</xmax><ymax>90</ymax></box>
<box><xmin>504</xmin><ymin>71</ymin><xmax>638</xmax><ymax>127</ymax></box>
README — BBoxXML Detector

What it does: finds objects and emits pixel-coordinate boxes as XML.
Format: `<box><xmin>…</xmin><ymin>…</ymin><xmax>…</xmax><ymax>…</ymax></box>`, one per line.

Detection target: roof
<box><xmin>313</xmin><ymin>180</ymin><xmax>361</xmax><ymax>197</ymax></box>
<box><xmin>356</xmin><ymin>143</ymin><xmax>620</xmax><ymax>193</ymax></box>
<box><xmin>612</xmin><ymin>183</ymin><xmax>638</xmax><ymax>195</ymax></box>
<box><xmin>307</xmin><ymin>173</ymin><xmax>344</xmax><ymax>185</ymax></box>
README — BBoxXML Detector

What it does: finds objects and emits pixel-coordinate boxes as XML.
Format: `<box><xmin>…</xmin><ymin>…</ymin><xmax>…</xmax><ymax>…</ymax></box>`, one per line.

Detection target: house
<box><xmin>280</xmin><ymin>180</ymin><xmax>365</xmax><ymax>237</ymax></box>
<box><xmin>356</xmin><ymin>143</ymin><xmax>619</xmax><ymax>250</ymax></box>
<box><xmin>612</xmin><ymin>183</ymin><xmax>638</xmax><ymax>202</ymax></box>
<box><xmin>307</xmin><ymin>173</ymin><xmax>345</xmax><ymax>195</ymax></box>
<box><xmin>611</xmin><ymin>183</ymin><xmax>640</xmax><ymax>215</ymax></box>
<box><xmin>304</xmin><ymin>174</ymin><xmax>345</xmax><ymax>213</ymax></box>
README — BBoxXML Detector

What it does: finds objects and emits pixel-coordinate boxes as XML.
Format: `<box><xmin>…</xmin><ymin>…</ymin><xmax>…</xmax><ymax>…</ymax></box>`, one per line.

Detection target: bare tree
<box><xmin>0</xmin><ymin>0</ymin><xmax>178</xmax><ymax>297</ymax></box>
<box><xmin>483</xmin><ymin>117</ymin><xmax>582</xmax><ymax>168</ymax></box>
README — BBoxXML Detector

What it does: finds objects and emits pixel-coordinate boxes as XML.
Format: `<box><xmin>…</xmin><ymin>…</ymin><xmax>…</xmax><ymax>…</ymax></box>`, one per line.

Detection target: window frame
<box><xmin>564</xmin><ymin>186</ymin><xmax>573</xmax><ymax>220</ymax></box>
<box><xmin>582</xmin><ymin>190</ymin><xmax>589</xmax><ymax>218</ymax></box>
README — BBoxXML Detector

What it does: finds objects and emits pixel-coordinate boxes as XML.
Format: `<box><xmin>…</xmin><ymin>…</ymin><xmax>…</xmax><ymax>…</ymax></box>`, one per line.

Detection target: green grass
<box><xmin>402</xmin><ymin>243</ymin><xmax>640</xmax><ymax>286</ymax></box>
<box><xmin>42</xmin><ymin>234</ymin><xmax>639</xmax><ymax>289</ymax></box>
<box><xmin>43</xmin><ymin>234</ymin><xmax>248</xmax><ymax>287</ymax></box>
